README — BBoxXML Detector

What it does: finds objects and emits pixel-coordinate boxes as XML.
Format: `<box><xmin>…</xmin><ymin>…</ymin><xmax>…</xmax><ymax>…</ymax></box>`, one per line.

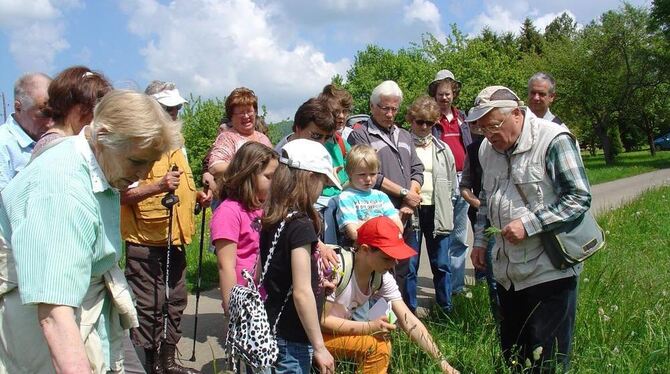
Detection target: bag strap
<box><xmin>259</xmin><ymin>211</ymin><xmax>298</xmax><ymax>335</ymax></box>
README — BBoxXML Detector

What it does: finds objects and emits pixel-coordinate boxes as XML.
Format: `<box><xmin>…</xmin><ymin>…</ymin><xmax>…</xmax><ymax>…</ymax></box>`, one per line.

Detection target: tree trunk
<box><xmin>595</xmin><ymin>122</ymin><xmax>615</xmax><ymax>165</ymax></box>
<box><xmin>647</xmin><ymin>132</ymin><xmax>656</xmax><ymax>157</ymax></box>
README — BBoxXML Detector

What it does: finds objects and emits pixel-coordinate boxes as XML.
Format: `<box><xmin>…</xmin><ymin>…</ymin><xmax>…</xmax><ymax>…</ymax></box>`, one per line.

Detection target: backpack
<box><xmin>225</xmin><ymin>213</ymin><xmax>295</xmax><ymax>372</ymax></box>
<box><xmin>332</xmin><ymin>246</ymin><xmax>383</xmax><ymax>298</ymax></box>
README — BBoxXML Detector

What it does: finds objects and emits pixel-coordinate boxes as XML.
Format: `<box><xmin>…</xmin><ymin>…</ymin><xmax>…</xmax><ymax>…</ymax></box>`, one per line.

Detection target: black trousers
<box><xmin>497</xmin><ymin>276</ymin><xmax>578</xmax><ymax>373</ymax></box>
<box><xmin>125</xmin><ymin>242</ymin><xmax>188</xmax><ymax>349</ymax></box>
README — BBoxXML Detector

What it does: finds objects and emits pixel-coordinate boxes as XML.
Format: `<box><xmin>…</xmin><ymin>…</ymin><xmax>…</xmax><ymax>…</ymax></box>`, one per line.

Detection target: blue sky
<box><xmin>0</xmin><ymin>0</ymin><xmax>650</xmax><ymax>121</ymax></box>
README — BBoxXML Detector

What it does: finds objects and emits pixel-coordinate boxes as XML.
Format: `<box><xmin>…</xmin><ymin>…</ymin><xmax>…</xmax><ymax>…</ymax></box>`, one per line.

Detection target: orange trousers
<box><xmin>323</xmin><ymin>333</ymin><xmax>391</xmax><ymax>374</ymax></box>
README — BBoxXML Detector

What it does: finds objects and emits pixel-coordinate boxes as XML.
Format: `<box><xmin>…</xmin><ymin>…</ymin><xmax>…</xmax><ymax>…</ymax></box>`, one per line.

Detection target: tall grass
<box><xmin>380</xmin><ymin>186</ymin><xmax>670</xmax><ymax>373</ymax></box>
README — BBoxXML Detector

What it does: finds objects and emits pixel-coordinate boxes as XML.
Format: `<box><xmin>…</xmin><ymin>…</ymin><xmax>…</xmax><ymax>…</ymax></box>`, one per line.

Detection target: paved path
<box><xmin>173</xmin><ymin>168</ymin><xmax>670</xmax><ymax>372</ymax></box>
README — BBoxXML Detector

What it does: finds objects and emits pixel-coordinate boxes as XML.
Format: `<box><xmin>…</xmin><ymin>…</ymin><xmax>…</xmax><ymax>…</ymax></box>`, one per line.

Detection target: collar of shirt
<box><xmin>369</xmin><ymin>117</ymin><xmax>396</xmax><ymax>135</ymax></box>
<box><xmin>542</xmin><ymin>109</ymin><xmax>556</xmax><ymax>122</ymax></box>
<box><xmin>6</xmin><ymin>114</ymin><xmax>35</xmax><ymax>150</ymax></box>
<box><xmin>73</xmin><ymin>128</ymin><xmax>111</xmax><ymax>193</ymax></box>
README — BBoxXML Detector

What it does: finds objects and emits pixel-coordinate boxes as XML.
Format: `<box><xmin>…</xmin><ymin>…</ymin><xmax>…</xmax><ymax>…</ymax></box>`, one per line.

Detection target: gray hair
<box><xmin>528</xmin><ymin>72</ymin><xmax>556</xmax><ymax>94</ymax></box>
<box><xmin>144</xmin><ymin>80</ymin><xmax>177</xmax><ymax>96</ymax></box>
<box><xmin>14</xmin><ymin>72</ymin><xmax>51</xmax><ymax>108</ymax></box>
<box><xmin>90</xmin><ymin>90</ymin><xmax>183</xmax><ymax>153</ymax></box>
<box><xmin>370</xmin><ymin>80</ymin><xmax>403</xmax><ymax>106</ymax></box>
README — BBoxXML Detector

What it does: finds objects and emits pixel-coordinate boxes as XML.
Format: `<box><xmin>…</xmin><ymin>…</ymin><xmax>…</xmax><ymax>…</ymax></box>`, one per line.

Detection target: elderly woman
<box><xmin>32</xmin><ymin>65</ymin><xmax>112</xmax><ymax>156</ymax></box>
<box><xmin>405</xmin><ymin>95</ymin><xmax>458</xmax><ymax>313</ymax></box>
<box><xmin>0</xmin><ymin>90</ymin><xmax>182</xmax><ymax>373</ymax></box>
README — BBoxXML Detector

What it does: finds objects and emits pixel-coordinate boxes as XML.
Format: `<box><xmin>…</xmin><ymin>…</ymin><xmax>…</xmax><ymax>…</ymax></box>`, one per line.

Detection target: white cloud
<box><xmin>121</xmin><ymin>0</ymin><xmax>350</xmax><ymax>121</ymax></box>
<box><xmin>0</xmin><ymin>0</ymin><xmax>80</xmax><ymax>72</ymax></box>
<box><xmin>467</xmin><ymin>0</ymin><xmax>648</xmax><ymax>36</ymax></box>
<box><xmin>403</xmin><ymin>0</ymin><xmax>445</xmax><ymax>39</ymax></box>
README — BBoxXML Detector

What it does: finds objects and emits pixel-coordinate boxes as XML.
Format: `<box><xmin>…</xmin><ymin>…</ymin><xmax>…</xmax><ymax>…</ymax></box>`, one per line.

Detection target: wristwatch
<box><xmin>399</xmin><ymin>188</ymin><xmax>409</xmax><ymax>198</ymax></box>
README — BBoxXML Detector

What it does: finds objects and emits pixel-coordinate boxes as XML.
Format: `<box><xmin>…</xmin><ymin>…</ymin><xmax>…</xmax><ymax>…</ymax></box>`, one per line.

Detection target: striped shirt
<box><xmin>474</xmin><ymin>134</ymin><xmax>590</xmax><ymax>247</ymax></box>
<box><xmin>0</xmin><ymin>131</ymin><xmax>120</xmax><ymax>307</ymax></box>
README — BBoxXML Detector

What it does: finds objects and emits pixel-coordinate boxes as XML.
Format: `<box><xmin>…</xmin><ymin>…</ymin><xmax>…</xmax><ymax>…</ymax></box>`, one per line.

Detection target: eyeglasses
<box><xmin>414</xmin><ymin>119</ymin><xmax>436</xmax><ymax>127</ymax></box>
<box><xmin>479</xmin><ymin>112</ymin><xmax>512</xmax><ymax>135</ymax></box>
<box><xmin>232</xmin><ymin>110</ymin><xmax>256</xmax><ymax>118</ymax></box>
<box><xmin>375</xmin><ymin>104</ymin><xmax>399</xmax><ymax>113</ymax></box>
<box><xmin>309</xmin><ymin>131</ymin><xmax>332</xmax><ymax>142</ymax></box>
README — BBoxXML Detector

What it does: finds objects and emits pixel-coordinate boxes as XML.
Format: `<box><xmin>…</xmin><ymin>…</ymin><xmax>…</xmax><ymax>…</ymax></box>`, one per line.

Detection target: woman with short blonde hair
<box><xmin>0</xmin><ymin>90</ymin><xmax>181</xmax><ymax>373</ymax></box>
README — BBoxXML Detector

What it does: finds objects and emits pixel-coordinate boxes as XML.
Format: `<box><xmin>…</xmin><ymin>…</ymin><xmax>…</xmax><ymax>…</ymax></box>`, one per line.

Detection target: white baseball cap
<box><xmin>151</xmin><ymin>89</ymin><xmax>187</xmax><ymax>107</ymax></box>
<box><xmin>465</xmin><ymin>85</ymin><xmax>522</xmax><ymax>122</ymax></box>
<box><xmin>280</xmin><ymin>139</ymin><xmax>342</xmax><ymax>190</ymax></box>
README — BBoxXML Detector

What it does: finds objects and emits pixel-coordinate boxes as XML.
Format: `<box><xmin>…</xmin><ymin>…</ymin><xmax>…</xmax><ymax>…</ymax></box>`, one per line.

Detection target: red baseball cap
<box><xmin>356</xmin><ymin>216</ymin><xmax>416</xmax><ymax>260</ymax></box>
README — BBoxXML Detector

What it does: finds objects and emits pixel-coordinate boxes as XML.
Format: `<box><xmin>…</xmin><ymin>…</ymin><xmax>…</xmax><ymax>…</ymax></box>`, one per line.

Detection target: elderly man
<box><xmin>348</xmin><ymin>80</ymin><xmax>424</xmax><ymax>312</ymax></box>
<box><xmin>121</xmin><ymin>81</ymin><xmax>211</xmax><ymax>374</ymax></box>
<box><xmin>0</xmin><ymin>73</ymin><xmax>52</xmax><ymax>190</ymax></box>
<box><xmin>468</xmin><ymin>86</ymin><xmax>591</xmax><ymax>372</ymax></box>
<box><xmin>527</xmin><ymin>72</ymin><xmax>566</xmax><ymax>127</ymax></box>
<box><xmin>428</xmin><ymin>69</ymin><xmax>472</xmax><ymax>295</ymax></box>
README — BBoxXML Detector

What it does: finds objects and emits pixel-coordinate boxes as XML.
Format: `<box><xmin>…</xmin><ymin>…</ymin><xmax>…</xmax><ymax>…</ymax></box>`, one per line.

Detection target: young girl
<box><xmin>210</xmin><ymin>141</ymin><xmax>278</xmax><ymax>313</ymax></box>
<box><xmin>260</xmin><ymin>139</ymin><xmax>338</xmax><ymax>373</ymax></box>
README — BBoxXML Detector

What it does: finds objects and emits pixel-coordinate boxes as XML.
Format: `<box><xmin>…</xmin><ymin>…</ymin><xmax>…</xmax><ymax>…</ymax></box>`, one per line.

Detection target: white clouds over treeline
<box><xmin>0</xmin><ymin>0</ymin><xmax>650</xmax><ymax>120</ymax></box>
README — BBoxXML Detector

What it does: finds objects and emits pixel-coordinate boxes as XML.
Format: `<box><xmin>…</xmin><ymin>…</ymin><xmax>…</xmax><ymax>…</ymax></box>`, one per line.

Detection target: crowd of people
<box><xmin>0</xmin><ymin>64</ymin><xmax>593</xmax><ymax>374</ymax></box>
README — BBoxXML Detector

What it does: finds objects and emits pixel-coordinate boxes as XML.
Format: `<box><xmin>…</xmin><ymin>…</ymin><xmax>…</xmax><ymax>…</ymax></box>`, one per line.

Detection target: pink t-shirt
<box><xmin>210</xmin><ymin>199</ymin><xmax>263</xmax><ymax>285</ymax></box>
<box><xmin>208</xmin><ymin>128</ymin><xmax>272</xmax><ymax>167</ymax></box>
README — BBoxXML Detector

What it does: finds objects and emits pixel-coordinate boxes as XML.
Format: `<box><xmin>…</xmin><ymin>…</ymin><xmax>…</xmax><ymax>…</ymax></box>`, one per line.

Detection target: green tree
<box><xmin>518</xmin><ymin>18</ymin><xmax>544</xmax><ymax>55</ymax></box>
<box><xmin>180</xmin><ymin>96</ymin><xmax>225</xmax><ymax>186</ymax></box>
<box><xmin>544</xmin><ymin>12</ymin><xmax>578</xmax><ymax>42</ymax></box>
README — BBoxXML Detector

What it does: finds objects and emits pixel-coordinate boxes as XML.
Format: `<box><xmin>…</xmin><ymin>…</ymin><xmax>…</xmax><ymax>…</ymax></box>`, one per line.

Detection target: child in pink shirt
<box><xmin>210</xmin><ymin>141</ymin><xmax>278</xmax><ymax>313</ymax></box>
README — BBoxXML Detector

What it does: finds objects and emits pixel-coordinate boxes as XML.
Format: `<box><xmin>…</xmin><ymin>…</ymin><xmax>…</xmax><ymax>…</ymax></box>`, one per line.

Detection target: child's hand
<box><xmin>369</xmin><ymin>316</ymin><xmax>396</xmax><ymax>338</ymax></box>
<box><xmin>317</xmin><ymin>241</ymin><xmax>339</xmax><ymax>269</ymax></box>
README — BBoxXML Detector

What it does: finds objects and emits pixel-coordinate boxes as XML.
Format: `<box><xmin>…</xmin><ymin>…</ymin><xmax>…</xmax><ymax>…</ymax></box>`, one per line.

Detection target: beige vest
<box><xmin>479</xmin><ymin>110</ymin><xmax>582</xmax><ymax>291</ymax></box>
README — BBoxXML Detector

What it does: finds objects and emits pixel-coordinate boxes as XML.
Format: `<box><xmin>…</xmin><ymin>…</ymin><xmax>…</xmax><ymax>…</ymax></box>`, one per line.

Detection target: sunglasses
<box><xmin>165</xmin><ymin>104</ymin><xmax>183</xmax><ymax>112</ymax></box>
<box><xmin>414</xmin><ymin>120</ymin><xmax>436</xmax><ymax>127</ymax></box>
<box><xmin>309</xmin><ymin>131</ymin><xmax>332</xmax><ymax>142</ymax></box>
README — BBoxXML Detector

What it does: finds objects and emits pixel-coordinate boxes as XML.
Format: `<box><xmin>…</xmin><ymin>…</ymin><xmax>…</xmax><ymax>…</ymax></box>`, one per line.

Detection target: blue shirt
<box><xmin>0</xmin><ymin>115</ymin><xmax>35</xmax><ymax>190</ymax></box>
<box><xmin>337</xmin><ymin>188</ymin><xmax>398</xmax><ymax>230</ymax></box>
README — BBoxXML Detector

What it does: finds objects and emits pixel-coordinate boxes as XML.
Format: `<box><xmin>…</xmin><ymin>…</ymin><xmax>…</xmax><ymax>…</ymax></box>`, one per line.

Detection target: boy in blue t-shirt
<box><xmin>337</xmin><ymin>144</ymin><xmax>403</xmax><ymax>241</ymax></box>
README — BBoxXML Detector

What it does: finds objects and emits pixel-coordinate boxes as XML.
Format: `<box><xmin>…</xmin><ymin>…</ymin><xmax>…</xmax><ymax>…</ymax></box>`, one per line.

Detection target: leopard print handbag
<box><xmin>225</xmin><ymin>213</ymin><xmax>296</xmax><ymax>372</ymax></box>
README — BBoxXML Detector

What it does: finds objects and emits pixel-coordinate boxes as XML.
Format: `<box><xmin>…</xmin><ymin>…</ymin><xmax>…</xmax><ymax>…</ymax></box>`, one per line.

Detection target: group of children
<box><xmin>209</xmin><ymin>134</ymin><xmax>459</xmax><ymax>373</ymax></box>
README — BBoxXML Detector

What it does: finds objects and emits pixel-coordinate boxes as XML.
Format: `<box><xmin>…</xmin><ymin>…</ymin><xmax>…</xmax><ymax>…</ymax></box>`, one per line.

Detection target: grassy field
<box><xmin>384</xmin><ymin>186</ymin><xmax>670</xmax><ymax>373</ymax></box>
<box><xmin>582</xmin><ymin>149</ymin><xmax>670</xmax><ymax>185</ymax></box>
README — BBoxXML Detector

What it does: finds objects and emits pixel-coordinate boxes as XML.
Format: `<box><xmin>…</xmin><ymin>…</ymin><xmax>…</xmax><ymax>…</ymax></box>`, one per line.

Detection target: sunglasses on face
<box><xmin>309</xmin><ymin>131</ymin><xmax>332</xmax><ymax>142</ymax></box>
<box><xmin>165</xmin><ymin>104</ymin><xmax>183</xmax><ymax>112</ymax></box>
<box><xmin>414</xmin><ymin>120</ymin><xmax>436</xmax><ymax>127</ymax></box>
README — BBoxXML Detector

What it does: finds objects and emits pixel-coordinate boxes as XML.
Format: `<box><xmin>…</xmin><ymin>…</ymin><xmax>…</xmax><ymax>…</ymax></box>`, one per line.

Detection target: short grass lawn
<box><xmin>583</xmin><ymin>149</ymin><xmax>670</xmax><ymax>185</ymax></box>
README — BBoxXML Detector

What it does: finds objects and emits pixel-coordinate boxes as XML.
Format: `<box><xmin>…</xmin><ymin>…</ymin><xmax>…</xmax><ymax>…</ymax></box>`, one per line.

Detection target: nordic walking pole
<box><xmin>189</xmin><ymin>182</ymin><xmax>208</xmax><ymax>361</ymax></box>
<box><xmin>160</xmin><ymin>165</ymin><xmax>180</xmax><ymax>355</ymax></box>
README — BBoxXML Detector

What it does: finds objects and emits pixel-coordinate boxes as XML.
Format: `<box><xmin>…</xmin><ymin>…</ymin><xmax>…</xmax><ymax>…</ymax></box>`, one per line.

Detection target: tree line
<box><xmin>181</xmin><ymin>1</ymin><xmax>670</xmax><ymax>182</ymax></box>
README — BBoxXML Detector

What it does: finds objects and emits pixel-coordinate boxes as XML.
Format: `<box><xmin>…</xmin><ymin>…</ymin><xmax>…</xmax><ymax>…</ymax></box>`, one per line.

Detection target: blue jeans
<box><xmin>274</xmin><ymin>338</ymin><xmax>313</xmax><ymax>373</ymax></box>
<box><xmin>449</xmin><ymin>195</ymin><xmax>470</xmax><ymax>293</ymax></box>
<box><xmin>406</xmin><ymin>205</ymin><xmax>453</xmax><ymax>312</ymax></box>
<box><xmin>396</xmin><ymin>222</ymin><xmax>421</xmax><ymax>311</ymax></box>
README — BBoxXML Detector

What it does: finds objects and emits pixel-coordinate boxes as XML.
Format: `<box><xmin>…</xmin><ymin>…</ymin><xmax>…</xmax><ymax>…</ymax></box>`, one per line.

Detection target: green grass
<box><xmin>382</xmin><ymin>186</ymin><xmax>670</xmax><ymax>373</ymax></box>
<box><xmin>583</xmin><ymin>149</ymin><xmax>670</xmax><ymax>185</ymax></box>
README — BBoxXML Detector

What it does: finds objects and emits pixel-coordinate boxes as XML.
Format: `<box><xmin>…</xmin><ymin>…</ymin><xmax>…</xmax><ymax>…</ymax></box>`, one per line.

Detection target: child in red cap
<box><xmin>320</xmin><ymin>216</ymin><xmax>460</xmax><ymax>374</ymax></box>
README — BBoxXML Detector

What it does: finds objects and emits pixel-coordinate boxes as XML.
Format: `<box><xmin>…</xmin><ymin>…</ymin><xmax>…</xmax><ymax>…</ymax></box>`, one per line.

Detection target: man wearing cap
<box><xmin>527</xmin><ymin>72</ymin><xmax>566</xmax><ymax>127</ymax></box>
<box><xmin>121</xmin><ymin>81</ymin><xmax>211</xmax><ymax>374</ymax></box>
<box><xmin>467</xmin><ymin>85</ymin><xmax>591</xmax><ymax>371</ymax></box>
<box><xmin>347</xmin><ymin>80</ymin><xmax>424</xmax><ymax>311</ymax></box>
<box><xmin>0</xmin><ymin>73</ymin><xmax>52</xmax><ymax>190</ymax></box>
<box><xmin>320</xmin><ymin>216</ymin><xmax>460</xmax><ymax>374</ymax></box>
<box><xmin>428</xmin><ymin>69</ymin><xmax>472</xmax><ymax>295</ymax></box>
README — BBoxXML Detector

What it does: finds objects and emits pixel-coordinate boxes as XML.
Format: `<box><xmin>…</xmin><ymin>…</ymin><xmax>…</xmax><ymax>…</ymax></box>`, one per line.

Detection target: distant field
<box><xmin>583</xmin><ymin>149</ymin><xmax>670</xmax><ymax>185</ymax></box>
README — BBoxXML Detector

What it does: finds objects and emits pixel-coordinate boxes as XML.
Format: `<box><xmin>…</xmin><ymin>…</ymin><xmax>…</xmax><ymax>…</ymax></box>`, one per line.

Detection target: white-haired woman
<box><xmin>0</xmin><ymin>90</ymin><xmax>182</xmax><ymax>373</ymax></box>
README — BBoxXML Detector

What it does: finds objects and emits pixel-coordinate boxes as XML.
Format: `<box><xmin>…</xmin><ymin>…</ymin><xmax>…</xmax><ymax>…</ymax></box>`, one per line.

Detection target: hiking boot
<box><xmin>160</xmin><ymin>343</ymin><xmax>200</xmax><ymax>374</ymax></box>
<box><xmin>144</xmin><ymin>347</ymin><xmax>164</xmax><ymax>374</ymax></box>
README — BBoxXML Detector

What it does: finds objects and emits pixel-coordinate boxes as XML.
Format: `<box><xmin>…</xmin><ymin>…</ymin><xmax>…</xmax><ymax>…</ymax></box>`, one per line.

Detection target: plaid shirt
<box><xmin>474</xmin><ymin>134</ymin><xmax>591</xmax><ymax>248</ymax></box>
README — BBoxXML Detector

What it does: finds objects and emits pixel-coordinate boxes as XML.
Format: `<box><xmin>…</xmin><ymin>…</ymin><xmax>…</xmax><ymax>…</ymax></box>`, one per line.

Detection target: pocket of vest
<box><xmin>134</xmin><ymin>195</ymin><xmax>170</xmax><ymax>220</ymax></box>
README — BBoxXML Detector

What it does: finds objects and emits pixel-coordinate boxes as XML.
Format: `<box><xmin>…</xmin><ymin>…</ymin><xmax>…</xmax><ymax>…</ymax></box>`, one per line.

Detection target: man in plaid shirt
<box><xmin>467</xmin><ymin>85</ymin><xmax>590</xmax><ymax>373</ymax></box>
